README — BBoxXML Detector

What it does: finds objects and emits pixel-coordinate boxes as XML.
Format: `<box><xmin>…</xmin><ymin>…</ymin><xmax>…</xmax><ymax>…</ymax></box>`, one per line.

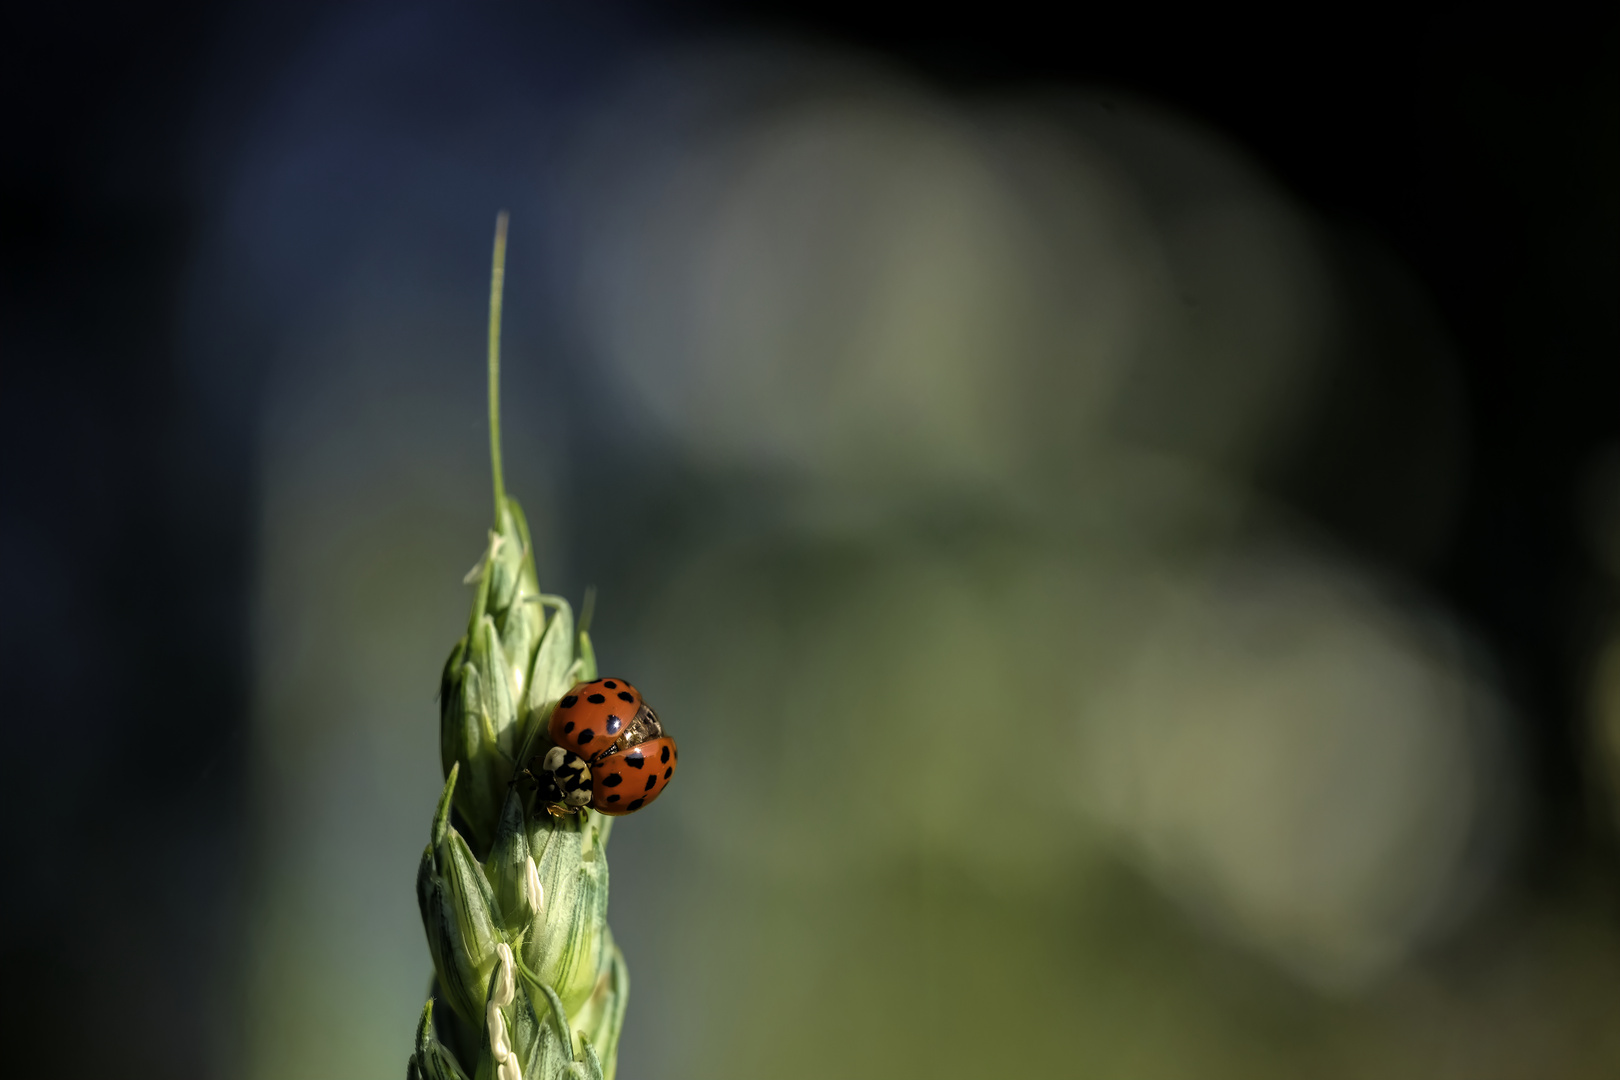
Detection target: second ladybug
<box><xmin>535</xmin><ymin>677</ymin><xmax>677</xmax><ymax>816</ymax></box>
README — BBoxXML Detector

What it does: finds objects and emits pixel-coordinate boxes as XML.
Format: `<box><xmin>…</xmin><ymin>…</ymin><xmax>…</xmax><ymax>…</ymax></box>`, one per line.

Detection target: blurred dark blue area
<box><xmin>1</xmin><ymin>3</ymin><xmax>1615</xmax><ymax>1078</ymax></box>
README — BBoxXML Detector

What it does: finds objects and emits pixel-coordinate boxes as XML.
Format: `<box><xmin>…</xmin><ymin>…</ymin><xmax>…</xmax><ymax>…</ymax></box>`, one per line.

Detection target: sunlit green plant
<box><xmin>409</xmin><ymin>213</ymin><xmax>628</xmax><ymax>1080</ymax></box>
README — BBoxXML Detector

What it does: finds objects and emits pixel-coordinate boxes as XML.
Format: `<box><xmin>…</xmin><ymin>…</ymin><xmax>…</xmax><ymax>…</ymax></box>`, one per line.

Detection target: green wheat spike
<box><xmin>413</xmin><ymin>213</ymin><xmax>628</xmax><ymax>1080</ymax></box>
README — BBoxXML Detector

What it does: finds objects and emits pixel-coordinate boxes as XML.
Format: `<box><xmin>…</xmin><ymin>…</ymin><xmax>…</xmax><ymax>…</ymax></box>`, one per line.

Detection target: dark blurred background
<box><xmin>2</xmin><ymin>3</ymin><xmax>1616</xmax><ymax>1078</ymax></box>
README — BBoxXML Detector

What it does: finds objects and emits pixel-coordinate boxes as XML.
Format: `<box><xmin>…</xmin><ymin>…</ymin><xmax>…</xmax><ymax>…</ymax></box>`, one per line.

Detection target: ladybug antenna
<box><xmin>487</xmin><ymin>209</ymin><xmax>510</xmax><ymax>520</ymax></box>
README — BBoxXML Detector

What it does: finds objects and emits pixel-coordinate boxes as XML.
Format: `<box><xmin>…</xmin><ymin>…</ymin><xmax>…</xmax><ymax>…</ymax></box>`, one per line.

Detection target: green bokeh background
<box><xmin>237</xmin><ymin>46</ymin><xmax>1620</xmax><ymax>1080</ymax></box>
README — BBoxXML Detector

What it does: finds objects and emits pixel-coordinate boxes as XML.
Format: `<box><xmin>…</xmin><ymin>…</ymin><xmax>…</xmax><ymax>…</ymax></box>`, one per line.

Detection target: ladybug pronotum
<box><xmin>534</xmin><ymin>677</ymin><xmax>677</xmax><ymax>816</ymax></box>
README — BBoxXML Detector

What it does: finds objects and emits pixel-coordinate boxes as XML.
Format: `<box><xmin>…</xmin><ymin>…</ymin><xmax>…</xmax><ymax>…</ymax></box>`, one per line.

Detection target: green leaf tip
<box><xmin>581</xmin><ymin>1034</ymin><xmax>605</xmax><ymax>1080</ymax></box>
<box><xmin>415</xmin><ymin>998</ymin><xmax>435</xmax><ymax>1055</ymax></box>
<box><xmin>536</xmin><ymin>979</ymin><xmax>574</xmax><ymax>1053</ymax></box>
<box><xmin>434</xmin><ymin>762</ymin><xmax>460</xmax><ymax>848</ymax></box>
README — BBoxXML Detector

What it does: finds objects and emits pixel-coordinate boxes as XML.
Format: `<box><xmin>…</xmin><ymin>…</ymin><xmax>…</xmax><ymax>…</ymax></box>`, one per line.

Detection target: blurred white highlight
<box><xmin>1081</xmin><ymin>545</ymin><xmax>1515</xmax><ymax>990</ymax></box>
<box><xmin>566</xmin><ymin>56</ymin><xmax>1334</xmax><ymax>498</ymax></box>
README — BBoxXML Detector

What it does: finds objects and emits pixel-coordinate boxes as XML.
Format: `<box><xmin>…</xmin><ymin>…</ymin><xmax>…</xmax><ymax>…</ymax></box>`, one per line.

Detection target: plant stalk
<box><xmin>489</xmin><ymin>209</ymin><xmax>510</xmax><ymax>518</ymax></box>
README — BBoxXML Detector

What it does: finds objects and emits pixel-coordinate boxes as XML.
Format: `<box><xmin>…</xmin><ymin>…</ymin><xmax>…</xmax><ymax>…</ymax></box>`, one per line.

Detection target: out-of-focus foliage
<box><xmin>229</xmin><ymin>23</ymin><xmax>1620</xmax><ymax>1080</ymax></box>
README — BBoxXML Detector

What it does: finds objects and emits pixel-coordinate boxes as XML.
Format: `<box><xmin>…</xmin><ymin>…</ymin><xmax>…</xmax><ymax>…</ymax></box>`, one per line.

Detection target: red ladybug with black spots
<box><xmin>537</xmin><ymin>677</ymin><xmax>677</xmax><ymax>816</ymax></box>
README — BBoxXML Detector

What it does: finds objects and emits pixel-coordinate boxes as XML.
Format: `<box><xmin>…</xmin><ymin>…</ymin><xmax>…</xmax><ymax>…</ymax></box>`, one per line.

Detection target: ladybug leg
<box><xmin>521</xmin><ymin>758</ymin><xmax>572</xmax><ymax>813</ymax></box>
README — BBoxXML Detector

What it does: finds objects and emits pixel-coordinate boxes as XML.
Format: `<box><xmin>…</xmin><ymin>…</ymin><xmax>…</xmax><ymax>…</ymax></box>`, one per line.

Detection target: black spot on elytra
<box><xmin>617</xmin><ymin>691</ymin><xmax>634</xmax><ymax>702</ymax></box>
<box><xmin>660</xmin><ymin>745</ymin><xmax>670</xmax><ymax>764</ymax></box>
<box><xmin>605</xmin><ymin>715</ymin><xmax>623</xmax><ymax>735</ymax></box>
<box><xmin>627</xmin><ymin>798</ymin><xmax>645</xmax><ymax>811</ymax></box>
<box><xmin>664</xmin><ymin>767</ymin><xmax>672</xmax><ymax>779</ymax></box>
<box><xmin>559</xmin><ymin>695</ymin><xmax>577</xmax><ymax>709</ymax></box>
<box><xmin>645</xmin><ymin>775</ymin><xmax>657</xmax><ymax>791</ymax></box>
<box><xmin>603</xmin><ymin>680</ymin><xmax>617</xmax><ymax>689</ymax></box>
<box><xmin>563</xmin><ymin>720</ymin><xmax>575</xmax><ymax>733</ymax></box>
<box><xmin>626</xmin><ymin>753</ymin><xmax>645</xmax><ymax>769</ymax></box>
<box><xmin>587</xmin><ymin>693</ymin><xmax>605</xmax><ymax>704</ymax></box>
<box><xmin>606</xmin><ymin>794</ymin><xmax>620</xmax><ymax>803</ymax></box>
<box><xmin>603</xmin><ymin>773</ymin><xmax>622</xmax><ymax>788</ymax></box>
<box><xmin>578</xmin><ymin>729</ymin><xmax>595</xmax><ymax>745</ymax></box>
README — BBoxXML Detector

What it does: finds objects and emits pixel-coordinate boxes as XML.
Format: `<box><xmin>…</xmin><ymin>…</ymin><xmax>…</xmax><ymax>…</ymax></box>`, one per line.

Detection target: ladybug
<box><xmin>535</xmin><ymin>677</ymin><xmax>678</xmax><ymax>816</ymax></box>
